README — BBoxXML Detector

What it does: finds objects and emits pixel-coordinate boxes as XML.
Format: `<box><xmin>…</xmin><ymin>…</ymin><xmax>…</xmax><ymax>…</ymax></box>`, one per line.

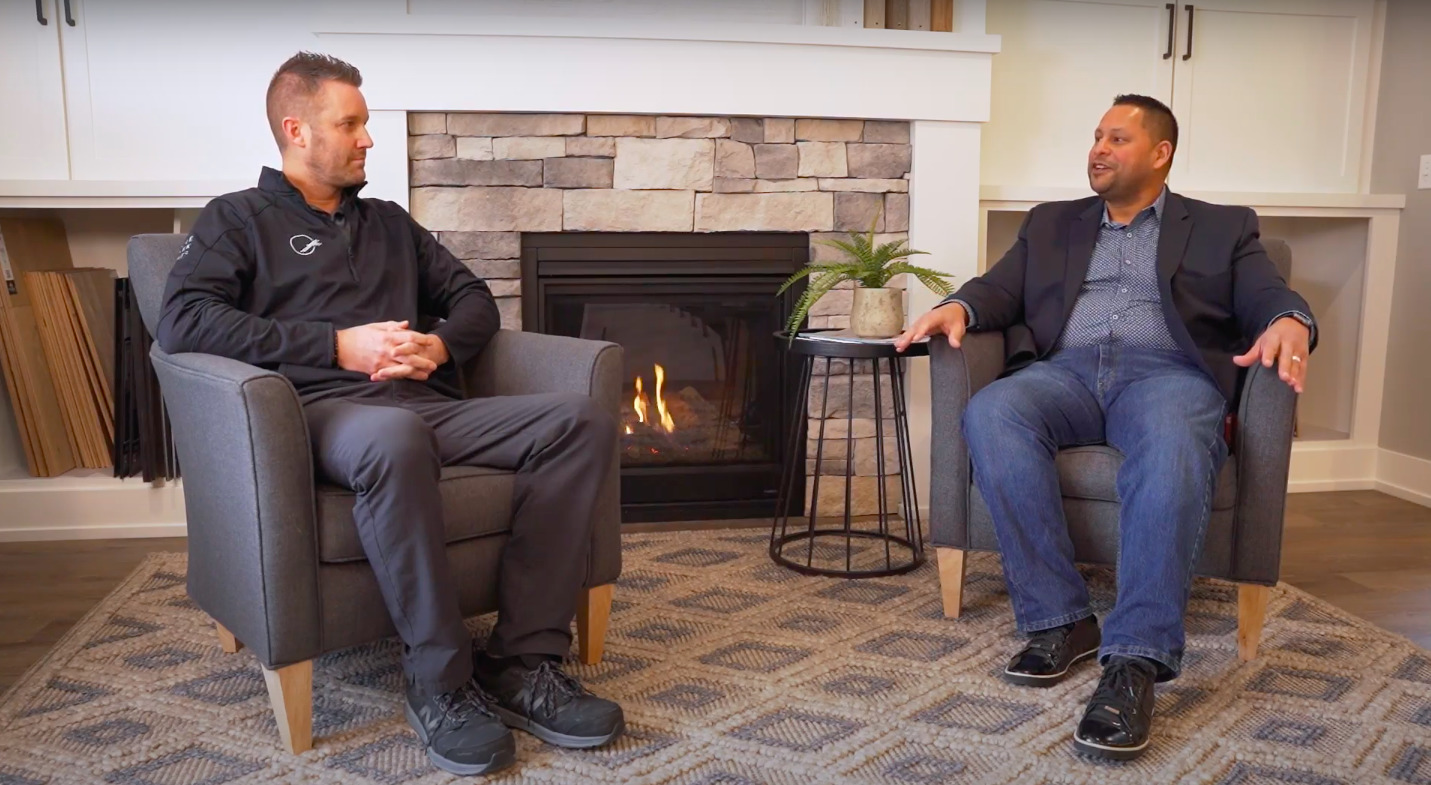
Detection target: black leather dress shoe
<box><xmin>1002</xmin><ymin>615</ymin><xmax>1101</xmax><ymax>687</ymax></box>
<box><xmin>1073</xmin><ymin>655</ymin><xmax>1158</xmax><ymax>761</ymax></box>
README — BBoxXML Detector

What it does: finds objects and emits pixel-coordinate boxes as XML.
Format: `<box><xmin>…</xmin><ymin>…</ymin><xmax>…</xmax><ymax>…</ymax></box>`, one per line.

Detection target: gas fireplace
<box><xmin>522</xmin><ymin>233</ymin><xmax>808</xmax><ymax>523</ymax></box>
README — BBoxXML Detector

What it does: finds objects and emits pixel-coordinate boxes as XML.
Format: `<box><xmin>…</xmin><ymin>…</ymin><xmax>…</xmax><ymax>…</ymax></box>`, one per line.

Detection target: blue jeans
<box><xmin>962</xmin><ymin>344</ymin><xmax>1228</xmax><ymax>680</ymax></box>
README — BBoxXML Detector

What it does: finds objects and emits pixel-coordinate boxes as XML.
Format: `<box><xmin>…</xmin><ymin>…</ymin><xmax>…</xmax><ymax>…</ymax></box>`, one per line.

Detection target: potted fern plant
<box><xmin>777</xmin><ymin>217</ymin><xmax>955</xmax><ymax>339</ymax></box>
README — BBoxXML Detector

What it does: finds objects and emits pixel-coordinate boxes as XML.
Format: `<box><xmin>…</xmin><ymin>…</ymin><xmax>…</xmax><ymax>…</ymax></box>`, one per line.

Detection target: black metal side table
<box><xmin>770</xmin><ymin>329</ymin><xmax>928</xmax><ymax>578</ymax></box>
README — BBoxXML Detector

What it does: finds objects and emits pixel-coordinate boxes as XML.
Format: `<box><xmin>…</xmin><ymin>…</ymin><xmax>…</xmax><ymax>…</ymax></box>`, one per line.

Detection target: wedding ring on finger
<box><xmin>1290</xmin><ymin>355</ymin><xmax>1302</xmax><ymax>363</ymax></box>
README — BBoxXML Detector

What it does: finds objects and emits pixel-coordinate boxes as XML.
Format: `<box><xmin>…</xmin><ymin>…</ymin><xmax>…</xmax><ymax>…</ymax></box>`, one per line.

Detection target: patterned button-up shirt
<box><xmin>1054</xmin><ymin>188</ymin><xmax>1181</xmax><ymax>352</ymax></box>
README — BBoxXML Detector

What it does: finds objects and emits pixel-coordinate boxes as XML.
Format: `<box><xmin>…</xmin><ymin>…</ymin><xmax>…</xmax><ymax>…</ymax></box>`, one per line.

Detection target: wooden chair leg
<box><xmin>937</xmin><ymin>548</ymin><xmax>967</xmax><ymax>619</ymax></box>
<box><xmin>262</xmin><ymin>661</ymin><xmax>313</xmax><ymax>755</ymax></box>
<box><xmin>1238</xmin><ymin>584</ymin><xmax>1271</xmax><ymax>661</ymax></box>
<box><xmin>215</xmin><ymin>621</ymin><xmax>242</xmax><ymax>654</ymax></box>
<box><xmin>577</xmin><ymin>583</ymin><xmax>614</xmax><ymax>666</ymax></box>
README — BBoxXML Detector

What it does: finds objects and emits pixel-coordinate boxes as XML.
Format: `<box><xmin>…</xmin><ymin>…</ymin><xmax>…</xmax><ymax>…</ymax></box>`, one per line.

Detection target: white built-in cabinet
<box><xmin>0</xmin><ymin>0</ymin><xmax>316</xmax><ymax>184</ymax></box>
<box><xmin>982</xmin><ymin>0</ymin><xmax>1378</xmax><ymax>193</ymax></box>
<box><xmin>0</xmin><ymin>1</ymin><xmax>70</xmax><ymax>180</ymax></box>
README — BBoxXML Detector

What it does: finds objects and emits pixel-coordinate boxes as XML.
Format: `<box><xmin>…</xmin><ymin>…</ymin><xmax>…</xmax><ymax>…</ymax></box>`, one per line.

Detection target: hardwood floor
<box><xmin>0</xmin><ymin>538</ymin><xmax>186</xmax><ymax>695</ymax></box>
<box><xmin>1</xmin><ymin>491</ymin><xmax>1427</xmax><ymax>694</ymax></box>
<box><xmin>1283</xmin><ymin>491</ymin><xmax>1431</xmax><ymax>649</ymax></box>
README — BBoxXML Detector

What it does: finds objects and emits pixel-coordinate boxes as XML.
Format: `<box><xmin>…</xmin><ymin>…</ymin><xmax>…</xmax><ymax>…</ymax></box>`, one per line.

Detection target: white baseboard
<box><xmin>0</xmin><ymin>473</ymin><xmax>187</xmax><ymax>542</ymax></box>
<box><xmin>1288</xmin><ymin>443</ymin><xmax>1378</xmax><ymax>491</ymax></box>
<box><xmin>1286</xmin><ymin>479</ymin><xmax>1377</xmax><ymax>494</ymax></box>
<box><xmin>1375</xmin><ymin>448</ymin><xmax>1431</xmax><ymax>508</ymax></box>
<box><xmin>0</xmin><ymin>522</ymin><xmax>189</xmax><ymax>542</ymax></box>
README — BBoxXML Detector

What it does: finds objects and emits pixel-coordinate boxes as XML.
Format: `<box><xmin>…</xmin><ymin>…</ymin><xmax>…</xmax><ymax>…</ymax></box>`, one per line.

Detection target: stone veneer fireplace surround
<box><xmin>408</xmin><ymin>112</ymin><xmax>913</xmax><ymax>518</ymax></box>
<box><xmin>406</xmin><ymin>112</ymin><xmax>914</xmax><ymax>331</ymax></box>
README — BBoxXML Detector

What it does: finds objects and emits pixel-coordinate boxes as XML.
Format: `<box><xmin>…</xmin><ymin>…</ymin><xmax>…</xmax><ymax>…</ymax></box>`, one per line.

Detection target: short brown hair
<box><xmin>265</xmin><ymin>52</ymin><xmax>362</xmax><ymax>149</ymax></box>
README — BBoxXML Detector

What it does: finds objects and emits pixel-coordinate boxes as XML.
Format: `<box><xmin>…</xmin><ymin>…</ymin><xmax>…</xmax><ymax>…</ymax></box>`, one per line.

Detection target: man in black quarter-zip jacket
<box><xmin>157</xmin><ymin>52</ymin><xmax>622</xmax><ymax>777</ymax></box>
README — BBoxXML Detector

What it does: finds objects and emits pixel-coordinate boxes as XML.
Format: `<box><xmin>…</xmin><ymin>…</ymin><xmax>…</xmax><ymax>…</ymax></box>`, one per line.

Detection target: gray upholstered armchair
<box><xmin>126</xmin><ymin>234</ymin><xmax>623</xmax><ymax>755</ymax></box>
<box><xmin>927</xmin><ymin>240</ymin><xmax>1299</xmax><ymax>663</ymax></box>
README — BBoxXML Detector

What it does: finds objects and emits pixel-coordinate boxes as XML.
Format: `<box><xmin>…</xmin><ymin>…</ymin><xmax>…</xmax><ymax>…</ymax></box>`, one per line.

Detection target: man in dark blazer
<box><xmin>895</xmin><ymin>94</ymin><xmax>1314</xmax><ymax>760</ymax></box>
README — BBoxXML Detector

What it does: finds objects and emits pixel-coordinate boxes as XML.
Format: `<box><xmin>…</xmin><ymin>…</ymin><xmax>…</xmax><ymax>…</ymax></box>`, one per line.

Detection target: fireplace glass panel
<box><xmin>548</xmin><ymin>294</ymin><xmax>782</xmax><ymax>468</ymax></box>
<box><xmin>524</xmin><ymin>233</ymin><xmax>807</xmax><ymax>522</ymax></box>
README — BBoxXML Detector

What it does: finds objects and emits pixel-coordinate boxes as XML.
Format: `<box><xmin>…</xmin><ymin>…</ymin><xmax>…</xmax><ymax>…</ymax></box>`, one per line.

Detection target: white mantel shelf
<box><xmin>313</xmin><ymin>15</ymin><xmax>1002</xmax><ymax>54</ymax></box>
<box><xmin>313</xmin><ymin>18</ymin><xmax>998</xmax><ymax>124</ymax></box>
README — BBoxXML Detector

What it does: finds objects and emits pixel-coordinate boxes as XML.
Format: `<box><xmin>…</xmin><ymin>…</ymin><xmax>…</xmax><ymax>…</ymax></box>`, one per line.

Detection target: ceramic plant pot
<box><xmin>851</xmin><ymin>286</ymin><xmax>904</xmax><ymax>338</ymax></box>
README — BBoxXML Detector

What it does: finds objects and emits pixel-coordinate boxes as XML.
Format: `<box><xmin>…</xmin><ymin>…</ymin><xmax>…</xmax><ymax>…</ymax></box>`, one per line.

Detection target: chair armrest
<box><xmin>1231</xmin><ymin>362</ymin><xmax>1298</xmax><ymax>584</ymax></box>
<box><xmin>149</xmin><ymin>348</ymin><xmax>321</xmax><ymax>667</ymax></box>
<box><xmin>464</xmin><ymin>330</ymin><xmax>625</xmax><ymax>587</ymax></box>
<box><xmin>928</xmin><ymin>332</ymin><xmax>1006</xmax><ymax>548</ymax></box>
<box><xmin>464</xmin><ymin>330</ymin><xmax>623</xmax><ymax>418</ymax></box>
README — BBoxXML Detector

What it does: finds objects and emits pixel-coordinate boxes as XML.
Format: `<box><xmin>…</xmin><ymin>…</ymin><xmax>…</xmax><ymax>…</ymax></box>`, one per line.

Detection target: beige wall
<box><xmin>1371</xmin><ymin>0</ymin><xmax>1431</xmax><ymax>460</ymax></box>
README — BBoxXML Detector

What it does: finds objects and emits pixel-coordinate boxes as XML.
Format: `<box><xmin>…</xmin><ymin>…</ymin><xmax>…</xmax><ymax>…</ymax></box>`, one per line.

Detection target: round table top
<box><xmin>774</xmin><ymin>328</ymin><xmax>931</xmax><ymax>359</ymax></box>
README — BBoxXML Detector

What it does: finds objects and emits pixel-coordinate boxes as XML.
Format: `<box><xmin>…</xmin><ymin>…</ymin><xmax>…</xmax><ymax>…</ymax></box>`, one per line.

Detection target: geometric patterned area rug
<box><xmin>2</xmin><ymin>530</ymin><xmax>1429</xmax><ymax>784</ymax></box>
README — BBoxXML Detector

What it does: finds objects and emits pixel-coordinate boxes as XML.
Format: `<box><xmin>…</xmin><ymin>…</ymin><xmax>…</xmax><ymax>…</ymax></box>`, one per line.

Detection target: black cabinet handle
<box><xmin>35</xmin><ymin>0</ymin><xmax>47</xmax><ymax>25</ymax></box>
<box><xmin>1179</xmin><ymin>4</ymin><xmax>1190</xmax><ymax>60</ymax></box>
<box><xmin>1163</xmin><ymin>3</ymin><xmax>1174</xmax><ymax>59</ymax></box>
<box><xmin>63</xmin><ymin>0</ymin><xmax>75</xmax><ymax>26</ymax></box>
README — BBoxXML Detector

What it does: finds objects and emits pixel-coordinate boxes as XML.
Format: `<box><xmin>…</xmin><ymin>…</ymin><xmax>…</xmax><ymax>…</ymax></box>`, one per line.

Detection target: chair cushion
<box><xmin>317</xmin><ymin>466</ymin><xmax>515</xmax><ymax>564</ymax></box>
<box><xmin>1055</xmin><ymin>446</ymin><xmax>1237</xmax><ymax>511</ymax></box>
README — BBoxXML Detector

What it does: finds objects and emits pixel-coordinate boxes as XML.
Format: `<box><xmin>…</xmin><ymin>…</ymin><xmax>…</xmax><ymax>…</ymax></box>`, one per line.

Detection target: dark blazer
<box><xmin>944</xmin><ymin>191</ymin><xmax>1315</xmax><ymax>404</ymax></box>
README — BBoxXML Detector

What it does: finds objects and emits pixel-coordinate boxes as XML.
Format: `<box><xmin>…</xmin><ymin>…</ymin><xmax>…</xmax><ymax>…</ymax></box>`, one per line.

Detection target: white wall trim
<box><xmin>1288</xmin><ymin>443</ymin><xmax>1379</xmax><ymax>491</ymax></box>
<box><xmin>0</xmin><ymin>523</ymin><xmax>187</xmax><ymax>542</ymax></box>
<box><xmin>0</xmin><ymin>476</ymin><xmax>186</xmax><ymax>542</ymax></box>
<box><xmin>1375</xmin><ymin>448</ymin><xmax>1431</xmax><ymax>508</ymax></box>
<box><xmin>1286</xmin><ymin>479</ymin><xmax>1378</xmax><ymax>494</ymax></box>
<box><xmin>0</xmin><ymin>180</ymin><xmax>249</xmax><ymax>209</ymax></box>
<box><xmin>363</xmin><ymin>111</ymin><xmax>410</xmax><ymax>211</ymax></box>
<box><xmin>906</xmin><ymin>120</ymin><xmax>986</xmax><ymax>509</ymax></box>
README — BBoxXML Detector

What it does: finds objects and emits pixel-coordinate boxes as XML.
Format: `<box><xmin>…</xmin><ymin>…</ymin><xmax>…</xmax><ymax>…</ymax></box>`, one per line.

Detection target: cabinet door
<box><xmin>57</xmin><ymin>0</ymin><xmax>319</xmax><ymax>182</ymax></box>
<box><xmin>0</xmin><ymin>0</ymin><xmax>70</xmax><ymax>180</ymax></box>
<box><xmin>983</xmin><ymin>0</ymin><xmax>1178</xmax><ymax>189</ymax></box>
<box><xmin>1168</xmin><ymin>0</ymin><xmax>1375</xmax><ymax>193</ymax></box>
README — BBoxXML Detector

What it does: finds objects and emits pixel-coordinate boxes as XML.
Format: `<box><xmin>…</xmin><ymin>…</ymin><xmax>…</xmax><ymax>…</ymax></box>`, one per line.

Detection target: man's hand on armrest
<box><xmin>895</xmin><ymin>302</ymin><xmax>969</xmax><ymax>353</ymax></box>
<box><xmin>1233</xmin><ymin>316</ymin><xmax>1311</xmax><ymax>394</ymax></box>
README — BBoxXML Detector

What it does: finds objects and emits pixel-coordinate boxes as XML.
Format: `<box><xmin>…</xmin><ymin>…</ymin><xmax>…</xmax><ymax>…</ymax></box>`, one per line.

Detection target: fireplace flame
<box><xmin>630</xmin><ymin>364</ymin><xmax>676</xmax><ymax>434</ymax></box>
<box><xmin>655</xmin><ymin>364</ymin><xmax>675</xmax><ymax>433</ymax></box>
<box><xmin>634</xmin><ymin>376</ymin><xmax>648</xmax><ymax>425</ymax></box>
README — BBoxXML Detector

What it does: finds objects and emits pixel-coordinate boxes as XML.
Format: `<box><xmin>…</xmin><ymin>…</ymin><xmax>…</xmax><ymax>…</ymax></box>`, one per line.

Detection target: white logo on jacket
<box><xmin>290</xmin><ymin>235</ymin><xmax>322</xmax><ymax>256</ymax></box>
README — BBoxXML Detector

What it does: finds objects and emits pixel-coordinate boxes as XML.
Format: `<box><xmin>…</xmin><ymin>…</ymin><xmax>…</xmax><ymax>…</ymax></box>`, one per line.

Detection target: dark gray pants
<box><xmin>302</xmin><ymin>380</ymin><xmax>615</xmax><ymax>695</ymax></box>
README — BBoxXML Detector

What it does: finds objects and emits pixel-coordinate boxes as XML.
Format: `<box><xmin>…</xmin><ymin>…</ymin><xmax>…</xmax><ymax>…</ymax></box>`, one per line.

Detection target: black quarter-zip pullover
<box><xmin>157</xmin><ymin>167</ymin><xmax>500</xmax><ymax>399</ymax></box>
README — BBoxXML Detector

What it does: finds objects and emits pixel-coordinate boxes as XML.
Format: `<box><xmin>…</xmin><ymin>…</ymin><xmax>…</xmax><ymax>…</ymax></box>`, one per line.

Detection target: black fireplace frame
<box><xmin>521</xmin><ymin>232</ymin><xmax>809</xmax><ymax>523</ymax></box>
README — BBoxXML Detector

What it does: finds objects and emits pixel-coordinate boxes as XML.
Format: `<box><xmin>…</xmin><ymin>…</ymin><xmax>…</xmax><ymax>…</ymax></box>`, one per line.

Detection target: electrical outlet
<box><xmin>1421</xmin><ymin>154</ymin><xmax>1431</xmax><ymax>190</ymax></box>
